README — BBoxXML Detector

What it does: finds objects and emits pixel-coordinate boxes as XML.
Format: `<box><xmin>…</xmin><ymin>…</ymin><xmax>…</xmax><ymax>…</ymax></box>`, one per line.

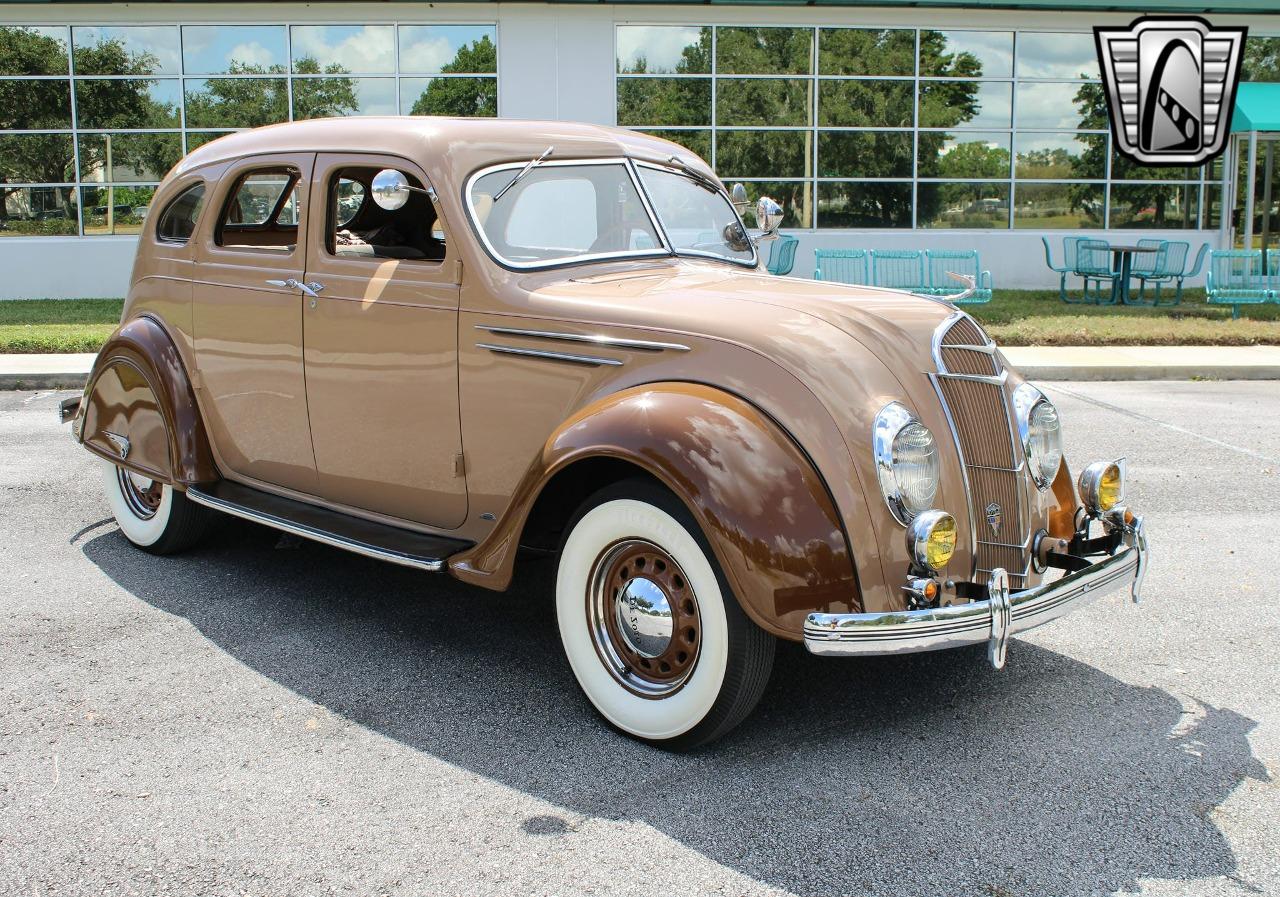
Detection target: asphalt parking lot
<box><xmin>2</xmin><ymin>381</ymin><xmax>1277</xmax><ymax>897</ymax></box>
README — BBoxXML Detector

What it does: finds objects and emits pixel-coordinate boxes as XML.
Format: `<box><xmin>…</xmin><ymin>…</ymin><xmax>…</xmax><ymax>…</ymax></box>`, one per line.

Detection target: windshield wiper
<box><xmin>665</xmin><ymin>155</ymin><xmax>719</xmax><ymax>194</ymax></box>
<box><xmin>494</xmin><ymin>145</ymin><xmax>554</xmax><ymax>202</ymax></box>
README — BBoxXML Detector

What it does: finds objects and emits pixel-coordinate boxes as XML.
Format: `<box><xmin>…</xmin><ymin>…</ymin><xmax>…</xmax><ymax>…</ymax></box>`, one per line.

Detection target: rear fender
<box><xmin>77</xmin><ymin>315</ymin><xmax>216</xmax><ymax>486</ymax></box>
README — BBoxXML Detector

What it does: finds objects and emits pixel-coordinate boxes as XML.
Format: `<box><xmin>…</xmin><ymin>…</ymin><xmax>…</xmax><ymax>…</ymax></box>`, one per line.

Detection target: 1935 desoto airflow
<box><xmin>62</xmin><ymin>117</ymin><xmax>1149</xmax><ymax>748</ymax></box>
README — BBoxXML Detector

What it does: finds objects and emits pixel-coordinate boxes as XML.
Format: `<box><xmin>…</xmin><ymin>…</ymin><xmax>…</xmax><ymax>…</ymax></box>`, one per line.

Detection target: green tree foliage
<box><xmin>408</xmin><ymin>36</ymin><xmax>497</xmax><ymax>117</ymax></box>
<box><xmin>0</xmin><ymin>27</ymin><xmax>175</xmax><ymax>221</ymax></box>
<box><xmin>185</xmin><ymin>58</ymin><xmax>357</xmax><ymax>128</ymax></box>
<box><xmin>1242</xmin><ymin>36</ymin><xmax>1280</xmax><ymax>82</ymax></box>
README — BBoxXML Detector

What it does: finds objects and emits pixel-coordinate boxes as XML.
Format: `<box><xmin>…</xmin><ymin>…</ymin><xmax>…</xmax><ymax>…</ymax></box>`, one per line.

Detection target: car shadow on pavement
<box><xmin>84</xmin><ymin>522</ymin><xmax>1268</xmax><ymax>897</ymax></box>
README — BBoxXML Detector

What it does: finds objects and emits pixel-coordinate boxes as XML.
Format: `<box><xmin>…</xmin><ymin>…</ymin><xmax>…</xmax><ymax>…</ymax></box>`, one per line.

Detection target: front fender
<box><xmin>449</xmin><ymin>382</ymin><xmax>861</xmax><ymax>640</ymax></box>
<box><xmin>77</xmin><ymin>315</ymin><xmax>216</xmax><ymax>486</ymax></box>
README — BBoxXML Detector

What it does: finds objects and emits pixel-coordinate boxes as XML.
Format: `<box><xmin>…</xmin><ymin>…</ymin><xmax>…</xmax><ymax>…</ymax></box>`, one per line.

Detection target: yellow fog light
<box><xmin>906</xmin><ymin>510</ymin><xmax>957</xmax><ymax>573</ymax></box>
<box><xmin>1079</xmin><ymin>460</ymin><xmax>1125</xmax><ymax>514</ymax></box>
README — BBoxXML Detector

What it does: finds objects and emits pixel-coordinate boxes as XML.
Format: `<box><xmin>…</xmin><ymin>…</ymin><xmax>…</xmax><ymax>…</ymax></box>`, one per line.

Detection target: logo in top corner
<box><xmin>1094</xmin><ymin>16</ymin><xmax>1247</xmax><ymax>167</ymax></box>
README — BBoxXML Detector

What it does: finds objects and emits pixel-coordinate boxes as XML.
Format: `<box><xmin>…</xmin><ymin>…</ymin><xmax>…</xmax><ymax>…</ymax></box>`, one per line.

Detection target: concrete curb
<box><xmin>0</xmin><ymin>354</ymin><xmax>97</xmax><ymax>391</ymax></box>
<box><xmin>1010</xmin><ymin>363</ymin><xmax>1280</xmax><ymax>381</ymax></box>
<box><xmin>0</xmin><ymin>373</ymin><xmax>90</xmax><ymax>391</ymax></box>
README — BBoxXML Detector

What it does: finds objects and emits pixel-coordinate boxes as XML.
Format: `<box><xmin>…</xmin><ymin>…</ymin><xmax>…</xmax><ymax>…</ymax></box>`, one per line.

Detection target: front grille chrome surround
<box><xmin>931</xmin><ymin>312</ymin><xmax>1033</xmax><ymax>588</ymax></box>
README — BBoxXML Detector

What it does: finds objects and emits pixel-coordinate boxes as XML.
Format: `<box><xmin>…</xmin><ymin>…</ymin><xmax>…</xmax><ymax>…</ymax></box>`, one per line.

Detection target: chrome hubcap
<box><xmin>587</xmin><ymin>539</ymin><xmax>701</xmax><ymax>699</ymax></box>
<box><xmin>613</xmin><ymin>577</ymin><xmax>673</xmax><ymax>658</ymax></box>
<box><xmin>116</xmin><ymin>466</ymin><xmax>162</xmax><ymax>520</ymax></box>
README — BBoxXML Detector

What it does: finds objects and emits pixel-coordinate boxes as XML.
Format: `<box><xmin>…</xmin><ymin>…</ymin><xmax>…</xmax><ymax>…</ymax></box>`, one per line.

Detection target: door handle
<box><xmin>264</xmin><ymin>278</ymin><xmax>324</xmax><ymax>304</ymax></box>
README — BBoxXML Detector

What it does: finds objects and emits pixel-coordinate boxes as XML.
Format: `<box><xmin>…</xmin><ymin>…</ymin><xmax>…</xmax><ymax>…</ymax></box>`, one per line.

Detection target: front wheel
<box><xmin>556</xmin><ymin>480</ymin><xmax>775</xmax><ymax>750</ymax></box>
<box><xmin>101</xmin><ymin>460</ymin><xmax>211</xmax><ymax>554</ymax></box>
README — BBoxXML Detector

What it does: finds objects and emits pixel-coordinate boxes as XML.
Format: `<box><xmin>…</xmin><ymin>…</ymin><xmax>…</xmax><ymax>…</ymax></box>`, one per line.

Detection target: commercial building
<box><xmin>1</xmin><ymin>1</ymin><xmax>1276</xmax><ymax>296</ymax></box>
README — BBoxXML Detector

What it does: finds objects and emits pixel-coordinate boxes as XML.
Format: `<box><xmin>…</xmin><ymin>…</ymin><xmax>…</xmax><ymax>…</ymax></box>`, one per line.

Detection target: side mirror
<box><xmin>371</xmin><ymin>169</ymin><xmax>411</xmax><ymax>211</ymax></box>
<box><xmin>755</xmin><ymin>196</ymin><xmax>783</xmax><ymax>241</ymax></box>
<box><xmin>730</xmin><ymin>182</ymin><xmax>749</xmax><ymax>208</ymax></box>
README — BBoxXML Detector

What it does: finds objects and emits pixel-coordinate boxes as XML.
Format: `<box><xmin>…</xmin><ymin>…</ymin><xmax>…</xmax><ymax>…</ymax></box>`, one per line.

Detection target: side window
<box><xmin>326</xmin><ymin>165</ymin><xmax>444</xmax><ymax>262</ymax></box>
<box><xmin>155</xmin><ymin>183</ymin><xmax>206</xmax><ymax>244</ymax></box>
<box><xmin>217</xmin><ymin>168</ymin><xmax>300</xmax><ymax>250</ymax></box>
<box><xmin>505</xmin><ymin>178</ymin><xmax>598</xmax><ymax>252</ymax></box>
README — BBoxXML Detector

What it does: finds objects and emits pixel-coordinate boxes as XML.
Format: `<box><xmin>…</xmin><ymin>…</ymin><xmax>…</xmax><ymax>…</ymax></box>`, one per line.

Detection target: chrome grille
<box><xmin>933</xmin><ymin>314</ymin><xmax>1031</xmax><ymax>587</ymax></box>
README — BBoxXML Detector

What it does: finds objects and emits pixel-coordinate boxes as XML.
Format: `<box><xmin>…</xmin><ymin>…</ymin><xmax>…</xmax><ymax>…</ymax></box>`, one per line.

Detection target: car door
<box><xmin>193</xmin><ymin>152</ymin><xmax>317</xmax><ymax>495</ymax></box>
<box><xmin>300</xmin><ymin>153</ymin><xmax>466</xmax><ymax>528</ymax></box>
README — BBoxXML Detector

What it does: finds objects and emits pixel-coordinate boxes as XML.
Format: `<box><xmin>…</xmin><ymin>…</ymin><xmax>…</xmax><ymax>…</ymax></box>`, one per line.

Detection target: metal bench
<box><xmin>1207</xmin><ymin>249</ymin><xmax>1274</xmax><ymax>319</ymax></box>
<box><xmin>871</xmin><ymin>249</ymin><xmax>928</xmax><ymax>292</ymax></box>
<box><xmin>924</xmin><ymin>249</ymin><xmax>993</xmax><ymax>305</ymax></box>
<box><xmin>765</xmin><ymin>234</ymin><xmax>799</xmax><ymax>276</ymax></box>
<box><xmin>813</xmin><ymin>248</ymin><xmax>870</xmax><ymax>284</ymax></box>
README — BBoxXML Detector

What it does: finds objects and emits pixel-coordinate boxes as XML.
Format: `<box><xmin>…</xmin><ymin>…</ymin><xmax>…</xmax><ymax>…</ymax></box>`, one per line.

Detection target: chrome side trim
<box><xmin>186</xmin><ymin>487</ymin><xmax>446</xmax><ymax>572</ymax></box>
<box><xmin>803</xmin><ymin>517</ymin><xmax>1147</xmax><ymax>665</ymax></box>
<box><xmin>474</xmin><ymin>325</ymin><xmax>689</xmax><ymax>353</ymax></box>
<box><xmin>476</xmin><ymin>342</ymin><xmax>624</xmax><ymax>367</ymax></box>
<box><xmin>935</xmin><ymin>369</ymin><xmax>1010</xmax><ymax>386</ymax></box>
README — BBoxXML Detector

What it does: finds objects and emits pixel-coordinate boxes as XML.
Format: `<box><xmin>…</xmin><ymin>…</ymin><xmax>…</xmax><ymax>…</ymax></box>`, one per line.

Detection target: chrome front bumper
<box><xmin>804</xmin><ymin>516</ymin><xmax>1148</xmax><ymax>669</ymax></box>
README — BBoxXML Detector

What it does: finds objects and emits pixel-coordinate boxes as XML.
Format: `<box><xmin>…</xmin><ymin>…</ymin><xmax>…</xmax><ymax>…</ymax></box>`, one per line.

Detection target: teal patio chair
<box><xmin>814</xmin><ymin>248</ymin><xmax>870</xmax><ymax>285</ymax></box>
<box><xmin>1129</xmin><ymin>238</ymin><xmax>1166</xmax><ymax>278</ymax></box>
<box><xmin>766</xmin><ymin>234</ymin><xmax>799</xmax><ymax>276</ymax></box>
<box><xmin>1133</xmin><ymin>241</ymin><xmax>1207</xmax><ymax>306</ymax></box>
<box><xmin>871</xmin><ymin>249</ymin><xmax>928</xmax><ymax>292</ymax></box>
<box><xmin>924</xmin><ymin>249</ymin><xmax>993</xmax><ymax>304</ymax></box>
<box><xmin>1074</xmin><ymin>239</ymin><xmax>1121</xmax><ymax>304</ymax></box>
<box><xmin>1207</xmin><ymin>249</ymin><xmax>1273</xmax><ymax>319</ymax></box>
<box><xmin>1042</xmin><ymin>235</ymin><xmax>1087</xmax><ymax>302</ymax></box>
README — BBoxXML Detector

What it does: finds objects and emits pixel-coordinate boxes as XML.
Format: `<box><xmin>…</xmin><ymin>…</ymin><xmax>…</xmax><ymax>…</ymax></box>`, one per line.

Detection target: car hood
<box><xmin>538</xmin><ymin>262</ymin><xmax>959</xmax><ymax>382</ymax></box>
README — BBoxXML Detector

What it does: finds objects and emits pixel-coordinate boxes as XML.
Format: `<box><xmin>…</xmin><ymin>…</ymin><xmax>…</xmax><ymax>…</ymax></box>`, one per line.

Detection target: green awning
<box><xmin>1231</xmin><ymin>83</ymin><xmax>1280</xmax><ymax>134</ymax></box>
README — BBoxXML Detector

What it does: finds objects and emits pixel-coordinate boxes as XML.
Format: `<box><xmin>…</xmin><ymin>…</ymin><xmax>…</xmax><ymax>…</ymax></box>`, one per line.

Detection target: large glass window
<box><xmin>0</xmin><ymin>21</ymin><xmax>498</xmax><ymax>237</ymax></box>
<box><xmin>617</xmin><ymin>25</ymin><xmax>1254</xmax><ymax>229</ymax></box>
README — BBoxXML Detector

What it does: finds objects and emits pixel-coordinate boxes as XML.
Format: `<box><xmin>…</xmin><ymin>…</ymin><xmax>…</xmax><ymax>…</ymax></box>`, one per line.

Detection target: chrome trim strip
<box><xmin>476</xmin><ymin>342</ymin><xmax>624</xmax><ymax>367</ymax></box>
<box><xmin>185</xmin><ymin>488</ymin><xmax>446</xmax><ymax>573</ymax></box>
<box><xmin>474</xmin><ymin>325</ymin><xmax>689</xmax><ymax>352</ymax></box>
<box><xmin>945</xmin><ymin>342</ymin><xmax>999</xmax><ymax>355</ymax></box>
<box><xmin>803</xmin><ymin>518</ymin><xmax>1147</xmax><ymax>661</ymax></box>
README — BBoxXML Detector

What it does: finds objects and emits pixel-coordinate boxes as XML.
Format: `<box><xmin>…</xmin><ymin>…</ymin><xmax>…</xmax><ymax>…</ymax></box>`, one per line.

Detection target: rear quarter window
<box><xmin>155</xmin><ymin>183</ymin><xmax>206</xmax><ymax>244</ymax></box>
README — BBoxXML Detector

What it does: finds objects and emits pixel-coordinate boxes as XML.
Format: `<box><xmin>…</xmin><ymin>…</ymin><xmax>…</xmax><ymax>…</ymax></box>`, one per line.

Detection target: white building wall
<box><xmin>0</xmin><ymin>2</ymin><xmax>1268</xmax><ymax>298</ymax></box>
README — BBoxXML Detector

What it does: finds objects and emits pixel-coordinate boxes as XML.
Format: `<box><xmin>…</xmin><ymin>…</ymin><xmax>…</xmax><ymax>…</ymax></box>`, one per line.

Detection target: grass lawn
<box><xmin>0</xmin><ymin>299</ymin><xmax>124</xmax><ymax>354</ymax></box>
<box><xmin>0</xmin><ymin>290</ymin><xmax>1278</xmax><ymax>353</ymax></box>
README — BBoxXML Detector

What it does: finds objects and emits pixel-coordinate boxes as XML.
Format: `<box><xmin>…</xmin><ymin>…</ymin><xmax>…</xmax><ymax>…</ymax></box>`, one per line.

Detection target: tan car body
<box><xmin>74</xmin><ymin>117</ymin><xmax>1082</xmax><ymax>641</ymax></box>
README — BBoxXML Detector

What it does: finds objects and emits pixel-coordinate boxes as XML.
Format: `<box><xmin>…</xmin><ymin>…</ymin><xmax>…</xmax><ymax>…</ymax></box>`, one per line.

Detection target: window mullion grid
<box><xmin>68</xmin><ymin>39</ymin><xmax>84</xmax><ymax>235</ymax></box>
<box><xmin>710</xmin><ymin>27</ymin><xmax>717</xmax><ymax>172</ymax></box>
<box><xmin>285</xmin><ymin>25</ymin><xmax>295</xmax><ymax>122</ymax></box>
<box><xmin>912</xmin><ymin>28</ymin><xmax>920</xmax><ymax>230</ymax></box>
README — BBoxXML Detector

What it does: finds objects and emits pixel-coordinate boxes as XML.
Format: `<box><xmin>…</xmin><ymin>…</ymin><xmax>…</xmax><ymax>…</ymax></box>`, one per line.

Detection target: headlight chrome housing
<box><xmin>906</xmin><ymin>510</ymin><xmax>958</xmax><ymax>573</ymax></box>
<box><xmin>1013</xmin><ymin>383</ymin><xmax>1063</xmax><ymax>489</ymax></box>
<box><xmin>1079</xmin><ymin>459</ymin><xmax>1125</xmax><ymax>514</ymax></box>
<box><xmin>873</xmin><ymin>402</ymin><xmax>940</xmax><ymax>525</ymax></box>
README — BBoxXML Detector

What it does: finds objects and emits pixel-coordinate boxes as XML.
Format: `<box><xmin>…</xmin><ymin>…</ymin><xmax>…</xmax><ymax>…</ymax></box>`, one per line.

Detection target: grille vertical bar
<box><xmin>934</xmin><ymin>315</ymin><xmax>1031</xmax><ymax>587</ymax></box>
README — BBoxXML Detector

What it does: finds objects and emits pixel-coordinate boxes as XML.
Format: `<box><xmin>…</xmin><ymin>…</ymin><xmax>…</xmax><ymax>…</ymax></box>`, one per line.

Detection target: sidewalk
<box><xmin>3</xmin><ymin>346</ymin><xmax>1280</xmax><ymax>389</ymax></box>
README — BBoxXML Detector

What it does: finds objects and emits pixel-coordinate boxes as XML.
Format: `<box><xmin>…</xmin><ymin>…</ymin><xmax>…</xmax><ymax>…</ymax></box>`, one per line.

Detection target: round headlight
<box><xmin>1014</xmin><ymin>383</ymin><xmax>1064</xmax><ymax>488</ymax></box>
<box><xmin>906</xmin><ymin>510</ymin><xmax>957</xmax><ymax>573</ymax></box>
<box><xmin>1079</xmin><ymin>460</ymin><xmax>1124</xmax><ymax>514</ymax></box>
<box><xmin>874</xmin><ymin>402</ymin><xmax>940</xmax><ymax>524</ymax></box>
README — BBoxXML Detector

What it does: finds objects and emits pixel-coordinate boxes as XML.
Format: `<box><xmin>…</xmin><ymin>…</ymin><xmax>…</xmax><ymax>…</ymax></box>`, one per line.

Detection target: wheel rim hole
<box><xmin>655</xmin><ymin>559</ymin><xmax>666</xmax><ymax>573</ymax></box>
<box><xmin>635</xmin><ymin>557</ymin><xmax>646</xmax><ymax>570</ymax></box>
<box><xmin>685</xmin><ymin>627</ymin><xmax>697</xmax><ymax>643</ymax></box>
<box><xmin>639</xmin><ymin>658</ymin><xmax>651</xmax><ymax>669</ymax></box>
<box><xmin>673</xmin><ymin>575</ymin><xmax>685</xmax><ymax>590</ymax></box>
<box><xmin>676</xmin><ymin>651</ymin><xmax>688</xmax><ymax>664</ymax></box>
<box><xmin>619</xmin><ymin>566</ymin><xmax>629</xmax><ymax>580</ymax></box>
<box><xmin>658</xmin><ymin>661</ymin><xmax>671</xmax><ymax>673</ymax></box>
<box><xmin>682</xmin><ymin>599</ymin><xmax>695</xmax><ymax>615</ymax></box>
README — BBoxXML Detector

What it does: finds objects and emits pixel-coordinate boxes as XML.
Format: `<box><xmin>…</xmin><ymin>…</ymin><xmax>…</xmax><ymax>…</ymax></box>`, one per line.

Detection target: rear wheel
<box><xmin>556</xmin><ymin>480</ymin><xmax>775</xmax><ymax>750</ymax></box>
<box><xmin>101</xmin><ymin>460</ymin><xmax>211</xmax><ymax>554</ymax></box>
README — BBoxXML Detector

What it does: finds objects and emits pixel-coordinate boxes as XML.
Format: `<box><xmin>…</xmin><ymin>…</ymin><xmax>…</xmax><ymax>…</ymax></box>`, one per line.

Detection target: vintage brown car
<box><xmin>62</xmin><ymin>117</ymin><xmax>1149</xmax><ymax>749</ymax></box>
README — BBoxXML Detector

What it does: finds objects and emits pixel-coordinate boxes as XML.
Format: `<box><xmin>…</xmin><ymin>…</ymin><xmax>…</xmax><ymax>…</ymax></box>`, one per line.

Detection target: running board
<box><xmin>186</xmin><ymin>481</ymin><xmax>470</xmax><ymax>572</ymax></box>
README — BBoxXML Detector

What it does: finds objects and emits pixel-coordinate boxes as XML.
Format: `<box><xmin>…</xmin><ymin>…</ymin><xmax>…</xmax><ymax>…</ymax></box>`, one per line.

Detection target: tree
<box><xmin>408</xmin><ymin>36</ymin><xmax>497</xmax><ymax>117</ymax></box>
<box><xmin>1242</xmin><ymin>36</ymin><xmax>1280</xmax><ymax>82</ymax></box>
<box><xmin>0</xmin><ymin>27</ymin><xmax>174</xmax><ymax>223</ymax></box>
<box><xmin>184</xmin><ymin>58</ymin><xmax>356</xmax><ymax>128</ymax></box>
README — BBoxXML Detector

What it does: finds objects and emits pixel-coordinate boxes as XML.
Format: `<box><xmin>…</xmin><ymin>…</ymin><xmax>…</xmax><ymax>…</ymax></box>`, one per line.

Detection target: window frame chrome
<box><xmin>630</xmin><ymin>159</ymin><xmax>759</xmax><ymax>269</ymax></box>
<box><xmin>462</xmin><ymin>156</ymin><xmax>674</xmax><ymax>272</ymax></box>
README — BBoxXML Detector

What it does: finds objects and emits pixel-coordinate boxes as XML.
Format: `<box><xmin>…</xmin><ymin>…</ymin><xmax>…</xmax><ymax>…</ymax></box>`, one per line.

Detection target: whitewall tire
<box><xmin>556</xmin><ymin>480</ymin><xmax>774</xmax><ymax>749</ymax></box>
<box><xmin>101</xmin><ymin>460</ymin><xmax>211</xmax><ymax>554</ymax></box>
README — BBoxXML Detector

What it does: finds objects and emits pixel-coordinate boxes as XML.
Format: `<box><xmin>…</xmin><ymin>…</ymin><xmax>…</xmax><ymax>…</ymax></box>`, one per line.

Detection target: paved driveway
<box><xmin>2</xmin><ymin>382</ymin><xmax>1276</xmax><ymax>897</ymax></box>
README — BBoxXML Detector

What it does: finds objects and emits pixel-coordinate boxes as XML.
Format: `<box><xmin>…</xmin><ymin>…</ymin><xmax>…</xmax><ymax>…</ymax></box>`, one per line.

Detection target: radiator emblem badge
<box><xmin>985</xmin><ymin>501</ymin><xmax>1003</xmax><ymax>536</ymax></box>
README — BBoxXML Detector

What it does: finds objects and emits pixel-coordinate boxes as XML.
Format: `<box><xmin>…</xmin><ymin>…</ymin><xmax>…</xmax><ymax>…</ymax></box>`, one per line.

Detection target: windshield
<box><xmin>467</xmin><ymin>159</ymin><xmax>755</xmax><ymax>270</ymax></box>
<box><xmin>635</xmin><ymin>164</ymin><xmax>755</xmax><ymax>265</ymax></box>
<box><xmin>468</xmin><ymin>162</ymin><xmax>663</xmax><ymax>267</ymax></box>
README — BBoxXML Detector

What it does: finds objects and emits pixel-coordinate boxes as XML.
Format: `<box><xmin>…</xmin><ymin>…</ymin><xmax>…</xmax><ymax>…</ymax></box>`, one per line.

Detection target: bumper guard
<box><xmin>804</xmin><ymin>515</ymin><xmax>1148</xmax><ymax>669</ymax></box>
